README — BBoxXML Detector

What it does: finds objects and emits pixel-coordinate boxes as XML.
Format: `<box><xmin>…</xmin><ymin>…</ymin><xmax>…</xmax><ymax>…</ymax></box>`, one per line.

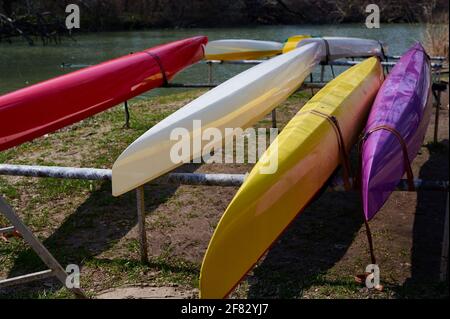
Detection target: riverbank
<box><xmin>0</xmin><ymin>86</ymin><xmax>448</xmax><ymax>299</ymax></box>
<box><xmin>1</xmin><ymin>0</ymin><xmax>449</xmax><ymax>30</ymax></box>
<box><xmin>0</xmin><ymin>24</ymin><xmax>436</xmax><ymax>96</ymax></box>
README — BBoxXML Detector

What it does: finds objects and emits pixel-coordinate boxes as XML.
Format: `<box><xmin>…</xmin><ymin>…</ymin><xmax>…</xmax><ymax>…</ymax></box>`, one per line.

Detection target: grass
<box><xmin>0</xmin><ymin>86</ymin><xmax>448</xmax><ymax>299</ymax></box>
<box><xmin>423</xmin><ymin>12</ymin><xmax>449</xmax><ymax>59</ymax></box>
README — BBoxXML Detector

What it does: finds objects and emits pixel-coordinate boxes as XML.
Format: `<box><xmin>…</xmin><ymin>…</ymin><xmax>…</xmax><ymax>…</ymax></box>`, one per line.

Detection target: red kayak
<box><xmin>0</xmin><ymin>36</ymin><xmax>208</xmax><ymax>152</ymax></box>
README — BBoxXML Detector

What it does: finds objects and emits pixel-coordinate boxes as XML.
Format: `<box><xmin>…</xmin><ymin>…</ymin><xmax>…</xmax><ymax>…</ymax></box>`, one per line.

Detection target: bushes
<box><xmin>0</xmin><ymin>0</ymin><xmax>448</xmax><ymax>30</ymax></box>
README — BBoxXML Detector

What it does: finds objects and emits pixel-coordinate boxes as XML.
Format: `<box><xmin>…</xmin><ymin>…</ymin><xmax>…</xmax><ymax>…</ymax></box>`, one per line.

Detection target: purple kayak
<box><xmin>361</xmin><ymin>43</ymin><xmax>433</xmax><ymax>221</ymax></box>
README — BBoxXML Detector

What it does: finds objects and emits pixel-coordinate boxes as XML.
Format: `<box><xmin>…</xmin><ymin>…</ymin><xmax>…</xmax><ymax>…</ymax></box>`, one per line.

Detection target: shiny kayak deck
<box><xmin>112</xmin><ymin>43</ymin><xmax>321</xmax><ymax>196</ymax></box>
<box><xmin>200</xmin><ymin>57</ymin><xmax>384</xmax><ymax>299</ymax></box>
<box><xmin>205</xmin><ymin>39</ymin><xmax>283</xmax><ymax>61</ymax></box>
<box><xmin>361</xmin><ymin>43</ymin><xmax>432</xmax><ymax>220</ymax></box>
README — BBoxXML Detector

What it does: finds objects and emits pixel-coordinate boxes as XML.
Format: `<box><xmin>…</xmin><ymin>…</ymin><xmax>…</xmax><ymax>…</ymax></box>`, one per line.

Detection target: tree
<box><xmin>1</xmin><ymin>0</ymin><xmax>17</xmax><ymax>16</ymax></box>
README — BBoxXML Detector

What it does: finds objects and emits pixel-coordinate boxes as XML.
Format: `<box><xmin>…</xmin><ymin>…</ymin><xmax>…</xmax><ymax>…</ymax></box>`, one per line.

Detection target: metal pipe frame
<box><xmin>0</xmin><ymin>196</ymin><xmax>87</xmax><ymax>298</ymax></box>
<box><xmin>204</xmin><ymin>59</ymin><xmax>444</xmax><ymax>69</ymax></box>
<box><xmin>4</xmin><ymin>54</ymin><xmax>449</xmax><ymax>291</ymax></box>
<box><xmin>0</xmin><ymin>164</ymin><xmax>448</xmax><ymax>192</ymax></box>
<box><xmin>386</xmin><ymin>54</ymin><xmax>446</xmax><ymax>61</ymax></box>
<box><xmin>60</xmin><ymin>55</ymin><xmax>446</xmax><ymax>69</ymax></box>
<box><xmin>166</xmin><ymin>82</ymin><xmax>327</xmax><ymax>90</ymax></box>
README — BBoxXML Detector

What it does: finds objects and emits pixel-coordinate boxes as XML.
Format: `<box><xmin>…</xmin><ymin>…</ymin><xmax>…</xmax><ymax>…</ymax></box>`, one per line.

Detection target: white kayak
<box><xmin>294</xmin><ymin>36</ymin><xmax>385</xmax><ymax>61</ymax></box>
<box><xmin>112</xmin><ymin>43</ymin><xmax>321</xmax><ymax>196</ymax></box>
<box><xmin>205</xmin><ymin>39</ymin><xmax>284</xmax><ymax>61</ymax></box>
<box><xmin>204</xmin><ymin>36</ymin><xmax>386</xmax><ymax>62</ymax></box>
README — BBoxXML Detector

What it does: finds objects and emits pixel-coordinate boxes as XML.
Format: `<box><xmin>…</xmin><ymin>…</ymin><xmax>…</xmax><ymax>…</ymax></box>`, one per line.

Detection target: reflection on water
<box><xmin>0</xmin><ymin>24</ymin><xmax>427</xmax><ymax>97</ymax></box>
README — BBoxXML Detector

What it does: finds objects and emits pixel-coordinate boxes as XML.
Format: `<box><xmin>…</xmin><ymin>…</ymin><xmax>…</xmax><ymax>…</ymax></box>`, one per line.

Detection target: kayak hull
<box><xmin>112</xmin><ymin>43</ymin><xmax>322</xmax><ymax>196</ymax></box>
<box><xmin>296</xmin><ymin>37</ymin><xmax>385</xmax><ymax>61</ymax></box>
<box><xmin>361</xmin><ymin>43</ymin><xmax>432</xmax><ymax>221</ymax></box>
<box><xmin>199</xmin><ymin>57</ymin><xmax>384</xmax><ymax>299</ymax></box>
<box><xmin>0</xmin><ymin>36</ymin><xmax>208</xmax><ymax>152</ymax></box>
<box><xmin>205</xmin><ymin>39</ymin><xmax>283</xmax><ymax>61</ymax></box>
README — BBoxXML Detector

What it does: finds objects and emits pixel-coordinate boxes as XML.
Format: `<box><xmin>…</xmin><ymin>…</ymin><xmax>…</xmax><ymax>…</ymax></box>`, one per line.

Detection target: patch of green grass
<box><xmin>0</xmin><ymin>284</ymin><xmax>87</xmax><ymax>299</ymax></box>
<box><xmin>85</xmin><ymin>255</ymin><xmax>199</xmax><ymax>288</ymax></box>
<box><xmin>0</xmin><ymin>177</ymin><xmax>19</xmax><ymax>199</ymax></box>
<box><xmin>153</xmin><ymin>90</ymin><xmax>205</xmax><ymax>105</ymax></box>
<box><xmin>36</xmin><ymin>179</ymin><xmax>92</xmax><ymax>199</ymax></box>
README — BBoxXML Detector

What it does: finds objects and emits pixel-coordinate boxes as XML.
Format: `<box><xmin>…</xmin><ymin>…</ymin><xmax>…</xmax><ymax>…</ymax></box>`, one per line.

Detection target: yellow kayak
<box><xmin>282</xmin><ymin>35</ymin><xmax>311</xmax><ymax>53</ymax></box>
<box><xmin>200</xmin><ymin>57</ymin><xmax>384</xmax><ymax>299</ymax></box>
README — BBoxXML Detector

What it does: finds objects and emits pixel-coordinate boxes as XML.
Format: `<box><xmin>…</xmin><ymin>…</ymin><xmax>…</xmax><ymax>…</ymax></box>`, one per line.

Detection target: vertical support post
<box><xmin>440</xmin><ymin>193</ymin><xmax>449</xmax><ymax>281</ymax></box>
<box><xmin>309</xmin><ymin>73</ymin><xmax>314</xmax><ymax>96</ymax></box>
<box><xmin>330</xmin><ymin>65</ymin><xmax>336</xmax><ymax>79</ymax></box>
<box><xmin>207</xmin><ymin>62</ymin><xmax>213</xmax><ymax>85</ymax></box>
<box><xmin>0</xmin><ymin>196</ymin><xmax>86</xmax><ymax>298</ymax></box>
<box><xmin>320</xmin><ymin>65</ymin><xmax>325</xmax><ymax>83</ymax></box>
<box><xmin>123</xmin><ymin>101</ymin><xmax>130</xmax><ymax>129</ymax></box>
<box><xmin>271</xmin><ymin>110</ymin><xmax>277</xmax><ymax>129</ymax></box>
<box><xmin>434</xmin><ymin>89</ymin><xmax>441</xmax><ymax>144</ymax></box>
<box><xmin>136</xmin><ymin>186</ymin><xmax>149</xmax><ymax>264</ymax></box>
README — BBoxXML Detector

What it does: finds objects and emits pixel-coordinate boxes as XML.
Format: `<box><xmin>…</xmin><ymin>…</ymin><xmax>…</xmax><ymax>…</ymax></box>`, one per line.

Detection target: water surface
<box><xmin>0</xmin><ymin>24</ymin><xmax>427</xmax><ymax>97</ymax></box>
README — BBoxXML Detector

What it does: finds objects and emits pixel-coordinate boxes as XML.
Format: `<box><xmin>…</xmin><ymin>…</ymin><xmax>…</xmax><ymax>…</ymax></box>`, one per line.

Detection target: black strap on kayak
<box><xmin>377</xmin><ymin>40</ymin><xmax>387</xmax><ymax>61</ymax></box>
<box><xmin>377</xmin><ymin>40</ymin><xmax>390</xmax><ymax>75</ymax></box>
<box><xmin>320</xmin><ymin>38</ymin><xmax>336</xmax><ymax>78</ymax></box>
<box><xmin>296</xmin><ymin>110</ymin><xmax>353</xmax><ymax>191</ymax></box>
<box><xmin>145</xmin><ymin>51</ymin><xmax>169</xmax><ymax>87</ymax></box>
<box><xmin>321</xmin><ymin>38</ymin><xmax>331</xmax><ymax>65</ymax></box>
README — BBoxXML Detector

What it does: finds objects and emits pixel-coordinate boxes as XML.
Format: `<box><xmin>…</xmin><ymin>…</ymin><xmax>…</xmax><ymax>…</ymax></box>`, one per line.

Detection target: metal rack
<box><xmin>1</xmin><ymin>57</ymin><xmax>448</xmax><ymax>297</ymax></box>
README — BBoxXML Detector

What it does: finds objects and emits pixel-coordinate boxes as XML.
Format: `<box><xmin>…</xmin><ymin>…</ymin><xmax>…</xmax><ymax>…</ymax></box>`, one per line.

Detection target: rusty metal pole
<box><xmin>123</xmin><ymin>101</ymin><xmax>130</xmax><ymax>129</ymax></box>
<box><xmin>207</xmin><ymin>62</ymin><xmax>213</xmax><ymax>85</ymax></box>
<box><xmin>434</xmin><ymin>89</ymin><xmax>441</xmax><ymax>144</ymax></box>
<box><xmin>271</xmin><ymin>110</ymin><xmax>277</xmax><ymax>129</ymax></box>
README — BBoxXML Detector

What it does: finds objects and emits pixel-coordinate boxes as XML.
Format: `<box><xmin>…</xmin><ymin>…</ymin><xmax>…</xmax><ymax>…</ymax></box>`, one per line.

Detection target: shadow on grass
<box><xmin>0</xmin><ymin>163</ymin><xmax>201</xmax><ymax>298</ymax></box>
<box><xmin>396</xmin><ymin>139</ymin><xmax>449</xmax><ymax>298</ymax></box>
<box><xmin>247</xmin><ymin>189</ymin><xmax>364</xmax><ymax>299</ymax></box>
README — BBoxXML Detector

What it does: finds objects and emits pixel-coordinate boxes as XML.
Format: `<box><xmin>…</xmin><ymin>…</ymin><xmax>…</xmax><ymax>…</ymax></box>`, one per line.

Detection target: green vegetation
<box><xmin>0</xmin><ymin>88</ymin><xmax>448</xmax><ymax>299</ymax></box>
<box><xmin>1</xmin><ymin>0</ymin><xmax>447</xmax><ymax>30</ymax></box>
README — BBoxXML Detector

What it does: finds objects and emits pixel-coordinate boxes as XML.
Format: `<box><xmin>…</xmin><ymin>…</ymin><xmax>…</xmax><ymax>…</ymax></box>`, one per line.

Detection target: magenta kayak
<box><xmin>361</xmin><ymin>43</ymin><xmax>433</xmax><ymax>221</ymax></box>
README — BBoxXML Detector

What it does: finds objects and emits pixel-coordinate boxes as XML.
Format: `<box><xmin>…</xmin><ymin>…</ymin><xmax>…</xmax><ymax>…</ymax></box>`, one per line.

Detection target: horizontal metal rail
<box><xmin>0</xmin><ymin>164</ymin><xmax>448</xmax><ymax>192</ymax></box>
<box><xmin>61</xmin><ymin>55</ymin><xmax>446</xmax><ymax>70</ymax></box>
<box><xmin>166</xmin><ymin>82</ymin><xmax>327</xmax><ymax>90</ymax></box>
<box><xmin>329</xmin><ymin>60</ymin><xmax>443</xmax><ymax>69</ymax></box>
<box><xmin>387</xmin><ymin>54</ymin><xmax>446</xmax><ymax>61</ymax></box>
<box><xmin>0</xmin><ymin>269</ymin><xmax>54</xmax><ymax>288</ymax></box>
<box><xmin>204</xmin><ymin>59</ymin><xmax>444</xmax><ymax>69</ymax></box>
<box><xmin>0</xmin><ymin>164</ymin><xmax>112</xmax><ymax>180</ymax></box>
<box><xmin>0</xmin><ymin>226</ymin><xmax>15</xmax><ymax>235</ymax></box>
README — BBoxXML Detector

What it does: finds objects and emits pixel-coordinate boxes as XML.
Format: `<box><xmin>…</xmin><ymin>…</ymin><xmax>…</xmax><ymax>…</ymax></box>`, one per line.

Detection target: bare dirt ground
<box><xmin>0</xmin><ymin>86</ymin><xmax>448</xmax><ymax>299</ymax></box>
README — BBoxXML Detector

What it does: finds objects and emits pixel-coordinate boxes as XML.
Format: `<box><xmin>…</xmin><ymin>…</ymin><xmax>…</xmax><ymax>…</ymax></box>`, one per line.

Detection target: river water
<box><xmin>0</xmin><ymin>24</ymin><xmax>428</xmax><ymax>97</ymax></box>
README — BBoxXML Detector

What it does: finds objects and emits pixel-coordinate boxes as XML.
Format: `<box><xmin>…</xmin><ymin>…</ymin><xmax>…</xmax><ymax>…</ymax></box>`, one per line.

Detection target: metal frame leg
<box><xmin>271</xmin><ymin>110</ymin><xmax>277</xmax><ymax>129</ymax></box>
<box><xmin>136</xmin><ymin>187</ymin><xmax>149</xmax><ymax>264</ymax></box>
<box><xmin>433</xmin><ymin>89</ymin><xmax>441</xmax><ymax>144</ymax></box>
<box><xmin>0</xmin><ymin>196</ymin><xmax>87</xmax><ymax>298</ymax></box>
<box><xmin>123</xmin><ymin>101</ymin><xmax>130</xmax><ymax>129</ymax></box>
<box><xmin>207</xmin><ymin>62</ymin><xmax>213</xmax><ymax>85</ymax></box>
